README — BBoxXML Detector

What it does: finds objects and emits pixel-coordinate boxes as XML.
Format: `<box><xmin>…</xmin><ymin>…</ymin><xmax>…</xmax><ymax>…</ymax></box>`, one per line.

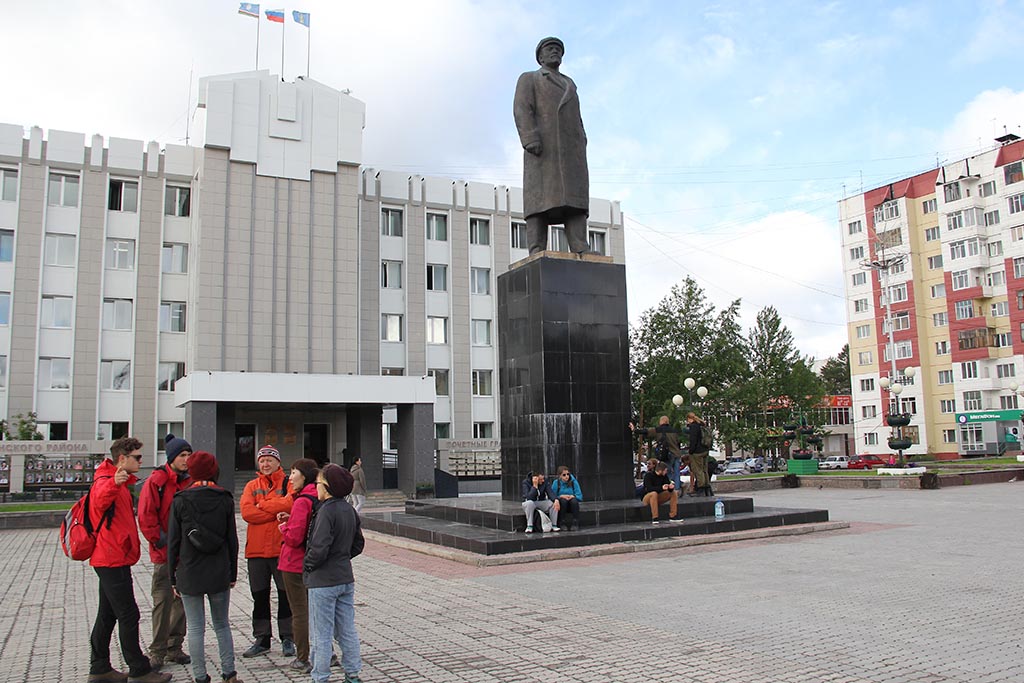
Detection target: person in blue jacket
<box><xmin>550</xmin><ymin>465</ymin><xmax>583</xmax><ymax>531</ymax></box>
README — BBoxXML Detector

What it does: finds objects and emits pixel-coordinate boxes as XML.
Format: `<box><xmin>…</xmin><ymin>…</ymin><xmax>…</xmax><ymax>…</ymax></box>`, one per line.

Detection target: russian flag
<box><xmin>265</xmin><ymin>8</ymin><xmax>284</xmax><ymax>22</ymax></box>
<box><xmin>238</xmin><ymin>2</ymin><xmax>259</xmax><ymax>18</ymax></box>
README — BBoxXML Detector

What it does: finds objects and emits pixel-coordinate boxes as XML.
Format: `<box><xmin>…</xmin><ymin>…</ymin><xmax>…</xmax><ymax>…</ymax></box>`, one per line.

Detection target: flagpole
<box><xmin>280</xmin><ymin>15</ymin><xmax>285</xmax><ymax>79</ymax></box>
<box><xmin>307</xmin><ymin>25</ymin><xmax>311</xmax><ymax>78</ymax></box>
<box><xmin>255</xmin><ymin>13</ymin><xmax>260</xmax><ymax>69</ymax></box>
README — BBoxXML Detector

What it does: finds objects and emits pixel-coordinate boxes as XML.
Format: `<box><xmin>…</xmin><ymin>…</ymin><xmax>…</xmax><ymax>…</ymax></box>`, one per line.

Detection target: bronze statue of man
<box><xmin>514</xmin><ymin>37</ymin><xmax>590</xmax><ymax>255</ymax></box>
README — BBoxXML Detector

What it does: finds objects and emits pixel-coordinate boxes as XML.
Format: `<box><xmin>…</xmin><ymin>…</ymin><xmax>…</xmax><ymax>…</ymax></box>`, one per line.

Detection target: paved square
<box><xmin>1</xmin><ymin>485</ymin><xmax>1021</xmax><ymax>682</ymax></box>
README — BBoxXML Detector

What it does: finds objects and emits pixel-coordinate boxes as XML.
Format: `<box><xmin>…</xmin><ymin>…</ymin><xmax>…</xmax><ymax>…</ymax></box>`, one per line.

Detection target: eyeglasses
<box><xmin>560</xmin><ymin>473</ymin><xmax>570</xmax><ymax>478</ymax></box>
<box><xmin>128</xmin><ymin>454</ymin><xmax>143</xmax><ymax>462</ymax></box>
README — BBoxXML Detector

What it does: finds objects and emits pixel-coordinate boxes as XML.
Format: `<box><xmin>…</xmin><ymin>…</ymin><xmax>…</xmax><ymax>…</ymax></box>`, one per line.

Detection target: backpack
<box><xmin>699</xmin><ymin>423</ymin><xmax>714</xmax><ymax>450</ymax></box>
<box><xmin>178</xmin><ymin>494</ymin><xmax>226</xmax><ymax>555</ymax></box>
<box><xmin>655</xmin><ymin>433</ymin><xmax>672</xmax><ymax>461</ymax></box>
<box><xmin>60</xmin><ymin>486</ymin><xmax>114</xmax><ymax>561</ymax></box>
<box><xmin>299</xmin><ymin>493</ymin><xmax>320</xmax><ymax>548</ymax></box>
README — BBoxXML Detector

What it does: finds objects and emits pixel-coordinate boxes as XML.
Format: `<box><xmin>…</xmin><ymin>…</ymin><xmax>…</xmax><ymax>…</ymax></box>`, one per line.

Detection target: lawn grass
<box><xmin>0</xmin><ymin>503</ymin><xmax>73</xmax><ymax>512</ymax></box>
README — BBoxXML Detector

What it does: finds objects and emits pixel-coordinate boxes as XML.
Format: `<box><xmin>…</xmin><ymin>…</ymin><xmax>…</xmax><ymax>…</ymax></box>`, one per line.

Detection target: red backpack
<box><xmin>60</xmin><ymin>486</ymin><xmax>115</xmax><ymax>561</ymax></box>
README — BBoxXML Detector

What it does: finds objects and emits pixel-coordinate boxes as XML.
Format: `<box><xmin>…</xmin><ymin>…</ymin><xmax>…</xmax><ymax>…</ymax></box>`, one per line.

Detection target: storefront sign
<box><xmin>439</xmin><ymin>439</ymin><xmax>500</xmax><ymax>452</ymax></box>
<box><xmin>956</xmin><ymin>410</ymin><xmax>1023</xmax><ymax>423</ymax></box>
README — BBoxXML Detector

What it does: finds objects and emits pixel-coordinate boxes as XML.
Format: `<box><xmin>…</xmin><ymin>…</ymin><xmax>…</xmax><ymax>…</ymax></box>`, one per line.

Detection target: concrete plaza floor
<box><xmin>1</xmin><ymin>485</ymin><xmax>1021</xmax><ymax>682</ymax></box>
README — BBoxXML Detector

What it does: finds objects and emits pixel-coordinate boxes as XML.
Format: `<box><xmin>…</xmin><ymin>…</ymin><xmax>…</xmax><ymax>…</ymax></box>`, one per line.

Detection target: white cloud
<box><xmin>957</xmin><ymin>1</ymin><xmax>1024</xmax><ymax>65</ymax></box>
<box><xmin>938</xmin><ymin>88</ymin><xmax>1024</xmax><ymax>157</ymax></box>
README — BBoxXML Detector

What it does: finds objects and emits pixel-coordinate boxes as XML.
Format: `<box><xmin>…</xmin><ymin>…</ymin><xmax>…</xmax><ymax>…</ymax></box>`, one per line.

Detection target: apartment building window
<box><xmin>473</xmin><ymin>422</ymin><xmax>494</xmax><ymax>439</ymax></box>
<box><xmin>884</xmin><ymin>340</ymin><xmax>913</xmax><ymax>361</ymax></box>
<box><xmin>882</xmin><ymin>283</ymin><xmax>907</xmax><ymax>304</ymax></box>
<box><xmin>472</xmin><ymin>370</ymin><xmax>493</xmax><ymax>396</ymax></box>
<box><xmin>108</xmin><ymin>179</ymin><xmax>138</xmax><ymax>212</ymax></box>
<box><xmin>979</xmin><ymin>180</ymin><xmax>997</xmax><ymax>198</ymax></box>
<box><xmin>48</xmin><ymin>173</ymin><xmax>79</xmax><ymax>208</ymax></box>
<box><xmin>937</xmin><ymin>369</ymin><xmax>954</xmax><ymax>385</ymax></box>
<box><xmin>943</xmin><ymin>182</ymin><xmax>962</xmax><ymax>202</ymax></box>
<box><xmin>992</xmin><ymin>301</ymin><xmax>1010</xmax><ymax>317</ymax></box>
<box><xmin>958</xmin><ymin>329</ymin><xmax>988</xmax><ymax>350</ymax></box>
<box><xmin>939</xmin><ymin>399</ymin><xmax>956</xmax><ymax>413</ymax></box>
<box><xmin>1005</xmin><ymin>161</ymin><xmax>1023</xmax><ymax>185</ymax></box>
<box><xmin>511</xmin><ymin>222</ymin><xmax>527</xmax><ymax>249</ymax></box>
<box><xmin>159</xmin><ymin>301</ymin><xmax>187</xmax><ymax>332</ymax></box>
<box><xmin>987</xmin><ymin>270</ymin><xmax>1006</xmax><ymax>287</ymax></box>
<box><xmin>161</xmin><ymin>243</ymin><xmax>189</xmax><ymax>273</ymax></box>
<box><xmin>40</xmin><ymin>295</ymin><xmax>73</xmax><ymax>328</ymax></box>
<box><xmin>985</xmin><ymin>210</ymin><xmax>1001</xmax><ymax>228</ymax></box>
<box><xmin>0</xmin><ymin>292</ymin><xmax>9</xmax><ymax>326</ymax></box>
<box><xmin>855</xmin><ymin>324</ymin><xmax>871</xmax><ymax>339</ymax></box>
<box><xmin>426</xmin><ymin>316</ymin><xmax>448</xmax><ymax>344</ymax></box>
<box><xmin>854</xmin><ymin>298</ymin><xmax>869</xmax><ymax>313</ymax></box>
<box><xmin>899</xmin><ymin>397</ymin><xmax>918</xmax><ymax>415</ymax></box>
<box><xmin>105</xmin><ymin>239</ymin><xmax>135</xmax><ymax>270</ymax></box>
<box><xmin>588</xmin><ymin>230</ymin><xmax>607</xmax><ymax>255</ymax></box>
<box><xmin>381</xmin><ymin>367</ymin><xmax>405</xmax><ymax>376</ymax></box>
<box><xmin>925</xmin><ymin>226</ymin><xmax>940</xmax><ymax>241</ymax></box>
<box><xmin>943</xmin><ymin>429</ymin><xmax>957</xmax><ymax>443</ymax></box>
<box><xmin>471</xmin><ymin>267</ymin><xmax>491</xmax><ymax>295</ymax></box>
<box><xmin>380</xmin><ymin>260</ymin><xmax>403</xmax><ymax>289</ymax></box>
<box><xmin>995</xmin><ymin>331</ymin><xmax>1013</xmax><ymax>348</ymax></box>
<box><xmin>426</xmin><ymin>264</ymin><xmax>447</xmax><ymax>291</ymax></box>
<box><xmin>428</xmin><ymin>369</ymin><xmax>449</xmax><ymax>396</ymax></box>
<box><xmin>827</xmin><ymin>407</ymin><xmax>851</xmax><ymax>425</ymax></box>
<box><xmin>434</xmin><ymin>423</ymin><xmax>450</xmax><ymax>439</ymax></box>
<box><xmin>100</xmin><ymin>360</ymin><xmax>131</xmax><ymax>391</ymax></box>
<box><xmin>158</xmin><ymin>362</ymin><xmax>186</xmax><ymax>392</ymax></box>
<box><xmin>962</xmin><ymin>391</ymin><xmax>983</xmax><ymax>410</ymax></box>
<box><xmin>44</xmin><ymin>233</ymin><xmax>76</xmax><ymax>266</ymax></box>
<box><xmin>425</xmin><ymin>213</ymin><xmax>448</xmax><ymax>241</ymax></box>
<box><xmin>864</xmin><ymin>433</ymin><xmax>878</xmax><ymax>446</ymax></box>
<box><xmin>954</xmin><ymin>300</ymin><xmax>974</xmax><ymax>320</ymax></box>
<box><xmin>890</xmin><ymin>260</ymin><xmax>906</xmax><ymax>275</ymax></box>
<box><xmin>922</xmin><ymin>198</ymin><xmax>937</xmax><ymax>214</ymax></box>
<box><xmin>936</xmin><ymin>340</ymin><xmax>950</xmax><ymax>355</ymax></box>
<box><xmin>1001</xmin><ymin>394</ymin><xmax>1019</xmax><ymax>410</ymax></box>
<box><xmin>874</xmin><ymin>200</ymin><xmax>899</xmax><ymax>222</ymax></box>
<box><xmin>550</xmin><ymin>226</ymin><xmax>570</xmax><ymax>252</ymax></box>
<box><xmin>927</xmin><ymin>255</ymin><xmax>943</xmax><ymax>270</ymax></box>
<box><xmin>997</xmin><ymin>362</ymin><xmax>1016</xmax><ymax>379</ymax></box>
<box><xmin>961</xmin><ymin>361</ymin><xmax>978</xmax><ymax>379</ymax></box>
<box><xmin>102</xmin><ymin>298</ymin><xmax>133</xmax><ymax>330</ymax></box>
<box><xmin>157</xmin><ymin>422</ymin><xmax>185</xmax><ymax>449</ymax></box>
<box><xmin>381</xmin><ymin>314</ymin><xmax>403</xmax><ymax>342</ymax></box>
<box><xmin>39</xmin><ymin>358</ymin><xmax>70</xmax><ymax>389</ymax></box>
<box><xmin>859</xmin><ymin>378</ymin><xmax>875</xmax><ymax>391</ymax></box>
<box><xmin>470</xmin><ymin>218</ymin><xmax>490</xmax><ymax>245</ymax></box>
<box><xmin>0</xmin><ymin>169</ymin><xmax>16</xmax><ymax>202</ymax></box>
<box><xmin>847</xmin><ymin>220</ymin><xmax>862</xmax><ymax>234</ymax></box>
<box><xmin>849</xmin><ymin>246</ymin><xmax>864</xmax><ymax>260</ymax></box>
<box><xmin>877</xmin><ymin>228</ymin><xmax>902</xmax><ymax>248</ymax></box>
<box><xmin>1009</xmin><ymin>193</ymin><xmax>1024</xmax><ymax>215</ymax></box>
<box><xmin>852</xmin><ymin>272</ymin><xmax>867</xmax><ymax>286</ymax></box>
<box><xmin>950</xmin><ymin>270</ymin><xmax>970</xmax><ymax>291</ymax></box>
<box><xmin>883</xmin><ymin>312</ymin><xmax>911</xmax><ymax>332</ymax></box>
<box><xmin>862</xmin><ymin>405</ymin><xmax>877</xmax><ymax>419</ymax></box>
<box><xmin>98</xmin><ymin>422</ymin><xmax>129</xmax><ymax>441</ymax></box>
<box><xmin>0</xmin><ymin>230</ymin><xmax>12</xmax><ymax>262</ymax></box>
<box><xmin>471</xmin><ymin>319</ymin><xmax>492</xmax><ymax>346</ymax></box>
<box><xmin>858</xmin><ymin>351</ymin><xmax>873</xmax><ymax>365</ymax></box>
<box><xmin>0</xmin><ymin>355</ymin><xmax>6</xmax><ymax>388</ymax></box>
<box><xmin>381</xmin><ymin>208</ymin><xmax>403</xmax><ymax>237</ymax></box>
<box><xmin>933</xmin><ymin>312</ymin><xmax>948</xmax><ymax>327</ymax></box>
<box><xmin>164</xmin><ymin>186</ymin><xmax>191</xmax><ymax>217</ymax></box>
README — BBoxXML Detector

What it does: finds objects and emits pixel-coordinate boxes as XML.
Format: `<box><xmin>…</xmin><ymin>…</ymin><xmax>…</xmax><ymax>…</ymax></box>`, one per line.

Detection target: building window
<box><xmin>428</xmin><ymin>369</ymin><xmax>449</xmax><ymax>396</ymax></box>
<box><xmin>381</xmin><ymin>260</ymin><xmax>403</xmax><ymax>289</ymax></box>
<box><xmin>473</xmin><ymin>422</ymin><xmax>494</xmax><ymax>439</ymax></box>
<box><xmin>961</xmin><ymin>361</ymin><xmax>978</xmax><ymax>379</ymax></box>
<box><xmin>434</xmin><ymin>423</ymin><xmax>450</xmax><ymax>439</ymax></box>
<box><xmin>471</xmin><ymin>319</ymin><xmax>492</xmax><ymax>346</ymax></box>
<box><xmin>1001</xmin><ymin>394</ymin><xmax>1019</xmax><ymax>410</ymax></box>
<box><xmin>980</xmin><ymin>180</ymin><xmax>997</xmax><ymax>198</ymax></box>
<box><xmin>105</xmin><ymin>239</ymin><xmax>135</xmax><ymax>270</ymax></box>
<box><xmin>954</xmin><ymin>300</ymin><xmax>974</xmax><ymax>320</ymax></box>
<box><xmin>470</xmin><ymin>218</ymin><xmax>490</xmax><ymax>245</ymax></box>
<box><xmin>943</xmin><ymin>429</ymin><xmax>957</xmax><ymax>444</ymax></box>
<box><xmin>98</xmin><ymin>422</ymin><xmax>130</xmax><ymax>441</ymax></box>
<box><xmin>157</xmin><ymin>422</ymin><xmax>185</xmax><ymax>449</ymax></box>
<box><xmin>943</xmin><ymin>182</ymin><xmax>962</xmax><ymax>202</ymax></box>
<box><xmin>922</xmin><ymin>198</ymin><xmax>937</xmax><ymax>214</ymax></box>
<box><xmin>100</xmin><ymin>360</ymin><xmax>131</xmax><ymax>391</ymax></box>
<box><xmin>925</xmin><ymin>226</ymin><xmax>940</xmax><ymax>241</ymax></box>
<box><xmin>859</xmin><ymin>378</ymin><xmax>874</xmax><ymax>392</ymax></box>
<box><xmin>933</xmin><ymin>312</ymin><xmax>948</xmax><ymax>327</ymax></box>
<box><xmin>158</xmin><ymin>362</ymin><xmax>186</xmax><ymax>392</ymax></box>
<box><xmin>861</xmin><ymin>405</ymin><xmax>877</xmax><ymax>418</ymax></box>
<box><xmin>48</xmin><ymin>173</ymin><xmax>79</xmax><ymax>208</ymax></box>
<box><xmin>380</xmin><ymin>314</ymin><xmax>403</xmax><ymax>342</ymax></box>
<box><xmin>426</xmin><ymin>264</ymin><xmax>447</xmax><ymax>292</ymax></box>
<box><xmin>40</xmin><ymin>295</ymin><xmax>73</xmax><ymax>328</ymax></box>
<box><xmin>984</xmin><ymin>210</ymin><xmax>1002</xmax><ymax>229</ymax></box>
<box><xmin>855</xmin><ymin>324</ymin><xmax>871</xmax><ymax>339</ymax></box>
<box><xmin>950</xmin><ymin>270</ymin><xmax>970</xmax><ymax>291</ymax></box>
<box><xmin>995</xmin><ymin>331</ymin><xmax>1013</xmax><ymax>348</ymax></box>
<box><xmin>426</xmin><ymin>316</ymin><xmax>448</xmax><ymax>344</ymax></box>
<box><xmin>511</xmin><ymin>222</ymin><xmax>528</xmax><ymax>249</ymax></box>
<box><xmin>927</xmin><ymin>255</ymin><xmax>943</xmax><ymax>270</ymax></box>
<box><xmin>847</xmin><ymin>220</ymin><xmax>862</xmax><ymax>234</ymax></box>
<box><xmin>849</xmin><ymin>246</ymin><xmax>864</xmax><ymax>260</ymax></box>
<box><xmin>1016</xmin><ymin>258</ymin><xmax>1024</xmax><ymax>280</ymax></box>
<box><xmin>159</xmin><ymin>301</ymin><xmax>187</xmax><ymax>332</ymax></box>
<box><xmin>864</xmin><ymin>433</ymin><xmax>878</xmax><ymax>446</ymax></box>
<box><xmin>883</xmin><ymin>312</ymin><xmax>911</xmax><ymax>332</ymax></box>
<box><xmin>0</xmin><ymin>291</ymin><xmax>9</xmax><ymax>326</ymax></box>
<box><xmin>882</xmin><ymin>284</ymin><xmax>907</xmax><ymax>305</ymax></box>
<box><xmin>108</xmin><ymin>179</ymin><xmax>138</xmax><ymax>212</ymax></box>
<box><xmin>164</xmin><ymin>186</ymin><xmax>191</xmax><ymax>217</ymax></box>
<box><xmin>877</xmin><ymin>228</ymin><xmax>902</xmax><ymax>248</ymax></box>
<box><xmin>162</xmin><ymin>243</ymin><xmax>189</xmax><ymax>273</ymax></box>
<box><xmin>381</xmin><ymin>208</ymin><xmax>403</xmax><ymax>237</ymax></box>
<box><xmin>39</xmin><ymin>357</ymin><xmax>70</xmax><ymax>389</ymax></box>
<box><xmin>426</xmin><ymin>213</ymin><xmax>448</xmax><ymax>241</ymax></box>
<box><xmin>0</xmin><ymin>168</ymin><xmax>16</xmax><ymax>202</ymax></box>
<box><xmin>883</xmin><ymin>340</ymin><xmax>913</xmax><ymax>361</ymax></box>
<box><xmin>1005</xmin><ymin>161</ymin><xmax>1023</xmax><ymax>186</ymax></box>
<box><xmin>958</xmin><ymin>329</ymin><xmax>990</xmax><ymax>350</ymax></box>
<box><xmin>936</xmin><ymin>340</ymin><xmax>950</xmax><ymax>355</ymax></box>
<box><xmin>939</xmin><ymin>399</ymin><xmax>956</xmax><ymax>413</ymax></box>
<box><xmin>0</xmin><ymin>355</ymin><xmax>6</xmax><ymax>387</ymax></box>
<box><xmin>874</xmin><ymin>200</ymin><xmax>900</xmax><ymax>222</ymax></box>
<box><xmin>471</xmin><ymin>267</ymin><xmax>491</xmax><ymax>295</ymax></box>
<box><xmin>854</xmin><ymin>298</ymin><xmax>869</xmax><ymax>313</ymax></box>
<box><xmin>550</xmin><ymin>226</ymin><xmax>571</xmax><ymax>252</ymax></box>
<box><xmin>827</xmin><ymin>407</ymin><xmax>851</xmax><ymax>425</ymax></box>
<box><xmin>44</xmin><ymin>233</ymin><xmax>76</xmax><ymax>266</ymax></box>
<box><xmin>0</xmin><ymin>230</ymin><xmax>12</xmax><ymax>262</ymax></box>
<box><xmin>962</xmin><ymin>390</ymin><xmax>983</xmax><ymax>411</ymax></box>
<box><xmin>472</xmin><ymin>369</ymin><xmax>493</xmax><ymax>396</ymax></box>
<box><xmin>937</xmin><ymin>369</ymin><xmax>953</xmax><ymax>385</ymax></box>
<box><xmin>992</xmin><ymin>301</ymin><xmax>1010</xmax><ymax>317</ymax></box>
<box><xmin>858</xmin><ymin>351</ymin><xmax>873</xmax><ymax>365</ymax></box>
<box><xmin>1009</xmin><ymin>193</ymin><xmax>1024</xmax><ymax>215</ymax></box>
<box><xmin>988</xmin><ymin>270</ymin><xmax>1006</xmax><ymax>288</ymax></box>
<box><xmin>381</xmin><ymin>367</ymin><xmax>405</xmax><ymax>376</ymax></box>
<box><xmin>997</xmin><ymin>362</ymin><xmax>1016</xmax><ymax>379</ymax></box>
<box><xmin>852</xmin><ymin>272</ymin><xmax>867</xmax><ymax>286</ymax></box>
<box><xmin>102</xmin><ymin>298</ymin><xmax>133</xmax><ymax>330</ymax></box>
<box><xmin>588</xmin><ymin>230</ymin><xmax>606</xmax><ymax>255</ymax></box>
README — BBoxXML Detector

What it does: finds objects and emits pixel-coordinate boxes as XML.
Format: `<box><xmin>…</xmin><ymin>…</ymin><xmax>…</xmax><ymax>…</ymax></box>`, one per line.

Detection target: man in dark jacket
<box><xmin>686</xmin><ymin>413</ymin><xmax>711</xmax><ymax>495</ymax></box>
<box><xmin>632</xmin><ymin>417</ymin><xmax>684</xmax><ymax>494</ymax></box>
<box><xmin>520</xmin><ymin>472</ymin><xmax>560</xmax><ymax>533</ymax></box>
<box><xmin>641</xmin><ymin>460</ymin><xmax>683</xmax><ymax>524</ymax></box>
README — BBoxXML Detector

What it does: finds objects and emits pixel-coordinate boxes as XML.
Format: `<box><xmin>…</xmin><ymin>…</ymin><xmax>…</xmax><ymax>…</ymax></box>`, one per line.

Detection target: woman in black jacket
<box><xmin>167</xmin><ymin>451</ymin><xmax>242</xmax><ymax>683</ymax></box>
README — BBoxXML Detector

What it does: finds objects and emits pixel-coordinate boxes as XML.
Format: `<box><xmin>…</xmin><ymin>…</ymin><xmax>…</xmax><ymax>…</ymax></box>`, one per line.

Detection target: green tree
<box><xmin>819</xmin><ymin>344</ymin><xmax>851</xmax><ymax>395</ymax></box>
<box><xmin>0</xmin><ymin>412</ymin><xmax>45</xmax><ymax>440</ymax></box>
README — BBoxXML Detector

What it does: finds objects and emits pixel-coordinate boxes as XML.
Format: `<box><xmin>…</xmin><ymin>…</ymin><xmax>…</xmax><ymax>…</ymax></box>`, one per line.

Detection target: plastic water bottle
<box><xmin>714</xmin><ymin>499</ymin><xmax>725</xmax><ymax>521</ymax></box>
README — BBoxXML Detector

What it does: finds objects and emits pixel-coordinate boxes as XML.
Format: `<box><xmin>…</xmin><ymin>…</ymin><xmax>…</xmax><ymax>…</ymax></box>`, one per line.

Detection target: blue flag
<box><xmin>292</xmin><ymin>10</ymin><xmax>310</xmax><ymax>27</ymax></box>
<box><xmin>238</xmin><ymin>2</ymin><xmax>259</xmax><ymax>18</ymax></box>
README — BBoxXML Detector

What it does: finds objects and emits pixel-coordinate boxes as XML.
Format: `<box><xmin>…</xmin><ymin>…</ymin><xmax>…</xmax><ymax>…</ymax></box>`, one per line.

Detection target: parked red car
<box><xmin>848</xmin><ymin>455</ymin><xmax>885</xmax><ymax>470</ymax></box>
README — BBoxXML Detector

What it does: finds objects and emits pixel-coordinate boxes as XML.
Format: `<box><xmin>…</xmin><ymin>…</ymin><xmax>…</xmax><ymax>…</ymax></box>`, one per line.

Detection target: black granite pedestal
<box><xmin>497</xmin><ymin>254</ymin><xmax>633</xmax><ymax>501</ymax></box>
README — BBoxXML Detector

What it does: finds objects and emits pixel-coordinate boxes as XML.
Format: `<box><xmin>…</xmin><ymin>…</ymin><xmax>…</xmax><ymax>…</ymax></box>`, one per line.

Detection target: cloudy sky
<box><xmin>5</xmin><ymin>0</ymin><xmax>1024</xmax><ymax>361</ymax></box>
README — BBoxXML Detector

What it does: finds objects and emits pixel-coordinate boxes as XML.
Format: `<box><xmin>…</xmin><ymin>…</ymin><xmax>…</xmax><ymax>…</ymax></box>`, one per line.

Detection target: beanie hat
<box><xmin>187</xmin><ymin>451</ymin><xmax>219</xmax><ymax>483</ymax></box>
<box><xmin>321</xmin><ymin>463</ymin><xmax>354</xmax><ymax>499</ymax></box>
<box><xmin>164</xmin><ymin>433</ymin><xmax>193</xmax><ymax>463</ymax></box>
<box><xmin>256</xmin><ymin>445</ymin><xmax>281</xmax><ymax>465</ymax></box>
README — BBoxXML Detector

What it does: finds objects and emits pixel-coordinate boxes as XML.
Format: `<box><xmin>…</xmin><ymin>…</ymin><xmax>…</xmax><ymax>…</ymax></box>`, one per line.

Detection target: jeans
<box><xmin>521</xmin><ymin>499</ymin><xmax>558</xmax><ymax>528</ymax></box>
<box><xmin>669</xmin><ymin>456</ymin><xmax>682</xmax><ymax>491</ymax></box>
<box><xmin>181</xmin><ymin>591</ymin><xmax>234</xmax><ymax>682</ymax></box>
<box><xmin>90</xmin><ymin>566</ymin><xmax>151</xmax><ymax>677</ymax></box>
<box><xmin>349</xmin><ymin>494</ymin><xmax>365</xmax><ymax>513</ymax></box>
<box><xmin>308</xmin><ymin>583</ymin><xmax>361</xmax><ymax>682</ymax></box>
<box><xmin>148</xmin><ymin>562</ymin><xmax>186</xmax><ymax>658</ymax></box>
<box><xmin>247</xmin><ymin>557</ymin><xmax>293</xmax><ymax>643</ymax></box>
<box><xmin>280</xmin><ymin>570</ymin><xmax>309</xmax><ymax>661</ymax></box>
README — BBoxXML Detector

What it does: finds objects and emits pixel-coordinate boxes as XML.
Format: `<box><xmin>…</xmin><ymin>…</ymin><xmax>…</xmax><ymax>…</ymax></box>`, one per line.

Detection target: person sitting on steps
<box><xmin>641</xmin><ymin>460</ymin><xmax>684</xmax><ymax>524</ymax></box>
<box><xmin>520</xmin><ymin>472</ymin><xmax>560</xmax><ymax>533</ymax></box>
<box><xmin>549</xmin><ymin>465</ymin><xmax>583</xmax><ymax>531</ymax></box>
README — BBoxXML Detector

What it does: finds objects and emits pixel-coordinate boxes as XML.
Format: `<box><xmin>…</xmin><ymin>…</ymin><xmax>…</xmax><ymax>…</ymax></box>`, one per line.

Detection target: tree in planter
<box><xmin>819</xmin><ymin>344</ymin><xmax>851</xmax><ymax>395</ymax></box>
<box><xmin>0</xmin><ymin>412</ymin><xmax>45</xmax><ymax>441</ymax></box>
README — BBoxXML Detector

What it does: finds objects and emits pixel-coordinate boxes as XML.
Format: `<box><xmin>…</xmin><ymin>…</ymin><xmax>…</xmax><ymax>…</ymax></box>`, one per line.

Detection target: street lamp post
<box><xmin>881</xmin><ymin>366</ymin><xmax>916</xmax><ymax>467</ymax></box>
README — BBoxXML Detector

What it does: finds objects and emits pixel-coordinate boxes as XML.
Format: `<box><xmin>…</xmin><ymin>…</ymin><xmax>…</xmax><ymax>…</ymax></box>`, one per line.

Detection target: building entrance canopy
<box><xmin>174</xmin><ymin>371</ymin><xmax>435</xmax><ymax>407</ymax></box>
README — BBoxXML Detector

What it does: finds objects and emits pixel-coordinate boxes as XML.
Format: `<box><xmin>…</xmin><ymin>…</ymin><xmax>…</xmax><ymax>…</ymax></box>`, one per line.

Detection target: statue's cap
<box><xmin>535</xmin><ymin>36</ymin><xmax>565</xmax><ymax>64</ymax></box>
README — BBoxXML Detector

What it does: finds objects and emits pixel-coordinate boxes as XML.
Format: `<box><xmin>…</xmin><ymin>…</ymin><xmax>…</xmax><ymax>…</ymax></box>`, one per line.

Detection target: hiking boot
<box><xmin>88</xmin><ymin>670</ymin><xmax>128</xmax><ymax>683</ymax></box>
<box><xmin>281</xmin><ymin>638</ymin><xmax>296</xmax><ymax>657</ymax></box>
<box><xmin>288</xmin><ymin>658</ymin><xmax>310</xmax><ymax>672</ymax></box>
<box><xmin>146</xmin><ymin>657</ymin><xmax>163</xmax><ymax>672</ymax></box>
<box><xmin>128</xmin><ymin>672</ymin><xmax>172</xmax><ymax>683</ymax></box>
<box><xmin>221</xmin><ymin>673</ymin><xmax>243</xmax><ymax>683</ymax></box>
<box><xmin>167</xmin><ymin>651</ymin><xmax>192</xmax><ymax>665</ymax></box>
<box><xmin>242</xmin><ymin>641</ymin><xmax>270</xmax><ymax>658</ymax></box>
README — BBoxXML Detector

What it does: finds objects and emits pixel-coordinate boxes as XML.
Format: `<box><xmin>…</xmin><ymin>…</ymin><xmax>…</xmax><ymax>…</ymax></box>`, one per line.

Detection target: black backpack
<box><xmin>299</xmin><ymin>493</ymin><xmax>320</xmax><ymax>548</ymax></box>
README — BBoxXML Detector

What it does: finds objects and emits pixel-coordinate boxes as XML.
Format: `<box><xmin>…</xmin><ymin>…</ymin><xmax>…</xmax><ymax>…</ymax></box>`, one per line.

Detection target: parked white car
<box><xmin>819</xmin><ymin>455</ymin><xmax>849</xmax><ymax>470</ymax></box>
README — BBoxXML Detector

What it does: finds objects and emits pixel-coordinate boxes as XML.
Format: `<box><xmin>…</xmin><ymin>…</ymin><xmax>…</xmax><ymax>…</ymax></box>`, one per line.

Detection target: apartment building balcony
<box><xmin>957</xmin><ymin>375</ymin><xmax>1002</xmax><ymax>392</ymax></box>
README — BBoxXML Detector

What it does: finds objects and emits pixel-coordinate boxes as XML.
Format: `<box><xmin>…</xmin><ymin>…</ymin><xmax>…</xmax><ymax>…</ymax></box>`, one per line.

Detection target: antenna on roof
<box><xmin>184</xmin><ymin>62</ymin><xmax>194</xmax><ymax>146</ymax></box>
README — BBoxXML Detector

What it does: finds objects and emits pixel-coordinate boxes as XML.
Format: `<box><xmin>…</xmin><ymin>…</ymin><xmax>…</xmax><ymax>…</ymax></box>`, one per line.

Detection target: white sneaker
<box><xmin>667</xmin><ymin>518</ymin><xmax>684</xmax><ymax>523</ymax></box>
<box><xmin>525</xmin><ymin>526</ymin><xmax>534</xmax><ymax>534</ymax></box>
<box><xmin>551</xmin><ymin>526</ymin><xmax>561</xmax><ymax>532</ymax></box>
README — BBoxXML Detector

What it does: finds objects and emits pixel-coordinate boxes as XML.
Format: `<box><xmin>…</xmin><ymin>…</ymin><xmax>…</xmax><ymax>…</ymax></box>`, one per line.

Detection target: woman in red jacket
<box><xmin>275</xmin><ymin>458</ymin><xmax>319</xmax><ymax>672</ymax></box>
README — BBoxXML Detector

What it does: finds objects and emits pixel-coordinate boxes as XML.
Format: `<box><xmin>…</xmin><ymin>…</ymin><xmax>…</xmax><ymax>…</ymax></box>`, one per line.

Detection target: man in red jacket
<box><xmin>87</xmin><ymin>436</ymin><xmax>171</xmax><ymax>683</ymax></box>
<box><xmin>137</xmin><ymin>433</ymin><xmax>192</xmax><ymax>671</ymax></box>
<box><xmin>239</xmin><ymin>444</ymin><xmax>295</xmax><ymax>658</ymax></box>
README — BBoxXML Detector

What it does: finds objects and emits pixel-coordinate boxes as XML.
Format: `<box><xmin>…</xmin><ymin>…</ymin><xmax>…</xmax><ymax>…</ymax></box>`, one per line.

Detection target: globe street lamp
<box><xmin>884</xmin><ymin>367</ymin><xmax>916</xmax><ymax>467</ymax></box>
